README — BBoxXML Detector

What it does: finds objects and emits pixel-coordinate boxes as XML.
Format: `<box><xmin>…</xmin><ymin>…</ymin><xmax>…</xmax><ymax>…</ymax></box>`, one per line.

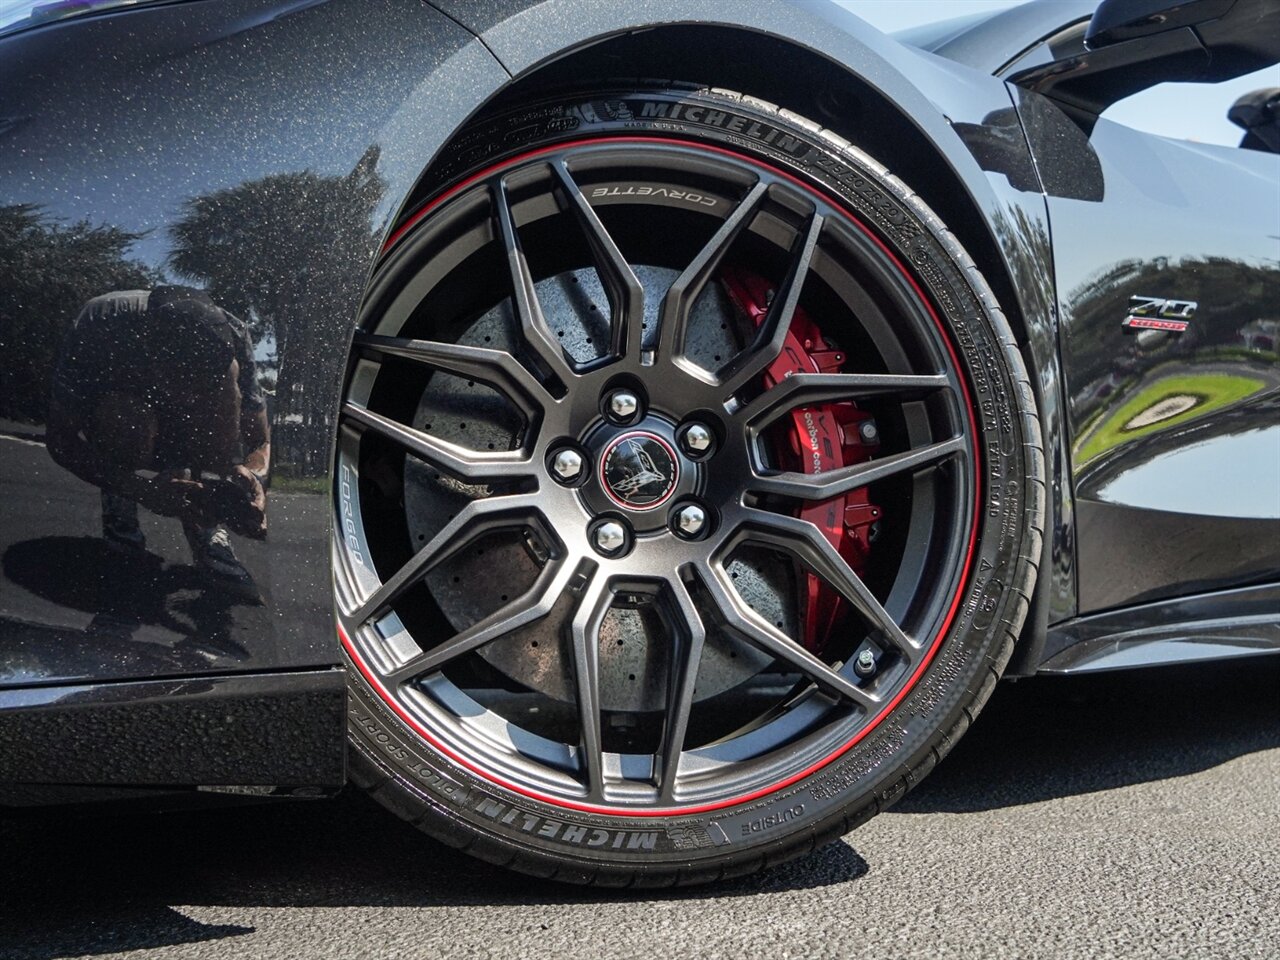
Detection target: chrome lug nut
<box><xmin>593</xmin><ymin>520</ymin><xmax>627</xmax><ymax>556</ymax></box>
<box><xmin>607</xmin><ymin>390</ymin><xmax>640</xmax><ymax>422</ymax></box>
<box><xmin>551</xmin><ymin>448</ymin><xmax>584</xmax><ymax>483</ymax></box>
<box><xmin>673</xmin><ymin>504</ymin><xmax>707</xmax><ymax>538</ymax></box>
<box><xmin>854</xmin><ymin>648</ymin><xmax>877</xmax><ymax>678</ymax></box>
<box><xmin>681</xmin><ymin>423</ymin><xmax>714</xmax><ymax>456</ymax></box>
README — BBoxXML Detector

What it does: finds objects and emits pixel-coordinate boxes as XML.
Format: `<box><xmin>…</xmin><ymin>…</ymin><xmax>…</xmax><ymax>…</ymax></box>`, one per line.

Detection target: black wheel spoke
<box><xmin>568</xmin><ymin>567</ymin><xmax>610</xmax><ymax>800</ymax></box>
<box><xmin>351</xmin><ymin>331</ymin><xmax>552</xmax><ymax>422</ymax></box>
<box><xmin>749</xmin><ymin>435</ymin><xmax>965</xmax><ymax>501</ymax></box>
<box><xmin>551</xmin><ymin>160</ymin><xmax>646</xmax><ymax>362</ymax></box>
<box><xmin>739</xmin><ymin>372</ymin><xmax>951</xmax><ymax>431</ymax></box>
<box><xmin>656</xmin><ymin>180</ymin><xmax>768</xmax><ymax>364</ymax></box>
<box><xmin>341</xmin><ymin>401</ymin><xmax>536</xmax><ymax>483</ymax></box>
<box><xmin>717</xmin><ymin>211</ymin><xmax>824</xmax><ymax>395</ymax></box>
<box><xmin>657</xmin><ymin>575</ymin><xmax>706</xmax><ymax>800</ymax></box>
<box><xmin>735</xmin><ymin>508</ymin><xmax>916</xmax><ymax>659</ymax></box>
<box><xmin>492</xmin><ymin>177</ymin><xmax>577</xmax><ymax>386</ymax></box>
<box><xmin>352</xmin><ymin>492</ymin><xmax>543</xmax><ymax>625</ymax></box>
<box><xmin>386</xmin><ymin>559</ymin><xmax>577</xmax><ymax>685</ymax></box>
<box><xmin>695</xmin><ymin>563</ymin><xmax>877</xmax><ymax>709</ymax></box>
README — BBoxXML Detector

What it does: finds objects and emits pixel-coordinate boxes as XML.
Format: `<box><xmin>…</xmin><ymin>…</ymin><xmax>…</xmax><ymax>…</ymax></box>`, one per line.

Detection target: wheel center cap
<box><xmin>600</xmin><ymin>431</ymin><xmax>679</xmax><ymax>511</ymax></box>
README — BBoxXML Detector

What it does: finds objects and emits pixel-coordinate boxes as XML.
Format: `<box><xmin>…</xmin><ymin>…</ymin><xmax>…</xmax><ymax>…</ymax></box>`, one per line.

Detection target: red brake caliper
<box><xmin>722</xmin><ymin>268</ymin><xmax>882</xmax><ymax>654</ymax></box>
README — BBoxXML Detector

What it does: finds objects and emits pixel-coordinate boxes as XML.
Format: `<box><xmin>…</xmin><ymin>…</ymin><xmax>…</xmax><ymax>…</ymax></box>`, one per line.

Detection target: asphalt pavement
<box><xmin>3</xmin><ymin>654</ymin><xmax>1277</xmax><ymax>960</ymax></box>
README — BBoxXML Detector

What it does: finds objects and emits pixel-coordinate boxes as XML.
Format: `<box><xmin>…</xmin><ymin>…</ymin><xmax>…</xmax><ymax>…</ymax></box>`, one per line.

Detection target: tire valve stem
<box><xmin>854</xmin><ymin>648</ymin><xmax>877</xmax><ymax>679</ymax></box>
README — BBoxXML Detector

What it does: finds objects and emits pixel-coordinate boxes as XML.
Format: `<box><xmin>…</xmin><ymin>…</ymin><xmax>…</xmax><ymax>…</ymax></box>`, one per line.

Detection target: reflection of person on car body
<box><xmin>46</xmin><ymin>286</ymin><xmax>270</xmax><ymax>591</ymax></box>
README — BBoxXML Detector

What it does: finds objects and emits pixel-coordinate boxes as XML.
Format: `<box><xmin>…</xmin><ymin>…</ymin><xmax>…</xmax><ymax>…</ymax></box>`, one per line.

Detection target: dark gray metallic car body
<box><xmin>0</xmin><ymin>0</ymin><xmax>1276</xmax><ymax>801</ymax></box>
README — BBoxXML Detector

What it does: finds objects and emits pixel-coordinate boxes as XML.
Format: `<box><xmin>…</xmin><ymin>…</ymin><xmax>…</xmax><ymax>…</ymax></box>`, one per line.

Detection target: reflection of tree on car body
<box><xmin>45</xmin><ymin>285</ymin><xmax>270</xmax><ymax>593</ymax></box>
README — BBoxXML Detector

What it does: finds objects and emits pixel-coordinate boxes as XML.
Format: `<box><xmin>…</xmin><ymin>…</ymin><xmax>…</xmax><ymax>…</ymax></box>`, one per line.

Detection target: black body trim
<box><xmin>1040</xmin><ymin>583</ymin><xmax>1280</xmax><ymax>674</ymax></box>
<box><xmin>0</xmin><ymin>669</ymin><xmax>346</xmax><ymax>803</ymax></box>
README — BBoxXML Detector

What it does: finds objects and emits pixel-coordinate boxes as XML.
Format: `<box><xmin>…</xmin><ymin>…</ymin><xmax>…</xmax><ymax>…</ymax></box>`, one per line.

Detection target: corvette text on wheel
<box><xmin>1</xmin><ymin>0</ymin><xmax>1276</xmax><ymax>886</ymax></box>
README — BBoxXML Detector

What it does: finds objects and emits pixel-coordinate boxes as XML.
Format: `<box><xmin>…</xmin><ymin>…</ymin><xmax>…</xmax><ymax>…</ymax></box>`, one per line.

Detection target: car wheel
<box><xmin>337</xmin><ymin>85</ymin><xmax>1044</xmax><ymax>886</ymax></box>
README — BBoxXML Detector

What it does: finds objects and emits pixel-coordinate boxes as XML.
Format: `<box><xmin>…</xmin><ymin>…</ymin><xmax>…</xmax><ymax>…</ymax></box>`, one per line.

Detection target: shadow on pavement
<box><xmin>0</xmin><ymin>789</ymin><xmax>868</xmax><ymax>959</ymax></box>
<box><xmin>2</xmin><ymin>656</ymin><xmax>1277</xmax><ymax>958</ymax></box>
<box><xmin>893</xmin><ymin>654</ymin><xmax>1280</xmax><ymax>814</ymax></box>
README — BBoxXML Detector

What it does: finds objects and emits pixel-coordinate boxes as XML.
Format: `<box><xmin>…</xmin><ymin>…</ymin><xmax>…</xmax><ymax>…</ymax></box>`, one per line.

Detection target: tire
<box><xmin>338</xmin><ymin>84</ymin><xmax>1045</xmax><ymax>887</ymax></box>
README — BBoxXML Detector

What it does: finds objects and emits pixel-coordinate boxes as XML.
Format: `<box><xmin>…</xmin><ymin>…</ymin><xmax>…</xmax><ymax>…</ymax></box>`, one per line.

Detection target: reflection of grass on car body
<box><xmin>1075</xmin><ymin>371</ymin><xmax>1265</xmax><ymax>465</ymax></box>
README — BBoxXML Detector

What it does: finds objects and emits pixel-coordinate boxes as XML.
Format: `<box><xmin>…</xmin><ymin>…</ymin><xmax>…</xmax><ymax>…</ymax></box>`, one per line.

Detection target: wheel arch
<box><xmin>417</xmin><ymin>5</ymin><xmax>1044</xmax><ymax>357</ymax></box>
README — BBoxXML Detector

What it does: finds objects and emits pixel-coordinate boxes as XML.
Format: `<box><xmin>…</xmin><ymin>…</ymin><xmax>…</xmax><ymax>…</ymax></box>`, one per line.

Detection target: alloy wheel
<box><xmin>335</xmin><ymin>138</ymin><xmax>978</xmax><ymax>813</ymax></box>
